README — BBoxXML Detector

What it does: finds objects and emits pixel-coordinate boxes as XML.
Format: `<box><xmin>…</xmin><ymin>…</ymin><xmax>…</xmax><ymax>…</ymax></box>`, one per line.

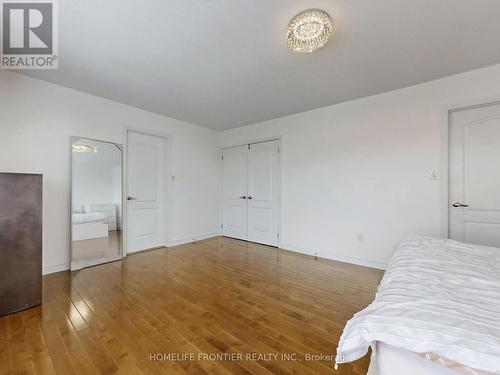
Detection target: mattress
<box><xmin>368</xmin><ymin>342</ymin><xmax>495</xmax><ymax>375</ymax></box>
<box><xmin>335</xmin><ymin>236</ymin><xmax>500</xmax><ymax>373</ymax></box>
<box><xmin>72</xmin><ymin>212</ymin><xmax>106</xmax><ymax>224</ymax></box>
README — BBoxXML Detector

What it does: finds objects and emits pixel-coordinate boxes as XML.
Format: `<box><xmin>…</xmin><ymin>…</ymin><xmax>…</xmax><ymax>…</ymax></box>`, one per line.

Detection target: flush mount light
<box><xmin>287</xmin><ymin>9</ymin><xmax>333</xmax><ymax>53</ymax></box>
<box><xmin>72</xmin><ymin>144</ymin><xmax>97</xmax><ymax>153</ymax></box>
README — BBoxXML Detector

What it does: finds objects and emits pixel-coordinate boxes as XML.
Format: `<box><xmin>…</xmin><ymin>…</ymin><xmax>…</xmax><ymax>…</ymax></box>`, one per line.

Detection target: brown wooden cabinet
<box><xmin>0</xmin><ymin>173</ymin><xmax>42</xmax><ymax>316</ymax></box>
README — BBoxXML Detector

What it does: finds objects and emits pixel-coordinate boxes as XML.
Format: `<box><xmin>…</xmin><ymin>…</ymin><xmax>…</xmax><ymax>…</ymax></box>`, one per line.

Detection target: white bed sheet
<box><xmin>72</xmin><ymin>221</ymin><xmax>108</xmax><ymax>241</ymax></box>
<box><xmin>72</xmin><ymin>212</ymin><xmax>106</xmax><ymax>224</ymax></box>
<box><xmin>368</xmin><ymin>343</ymin><xmax>460</xmax><ymax>375</ymax></box>
<box><xmin>336</xmin><ymin>236</ymin><xmax>500</xmax><ymax>373</ymax></box>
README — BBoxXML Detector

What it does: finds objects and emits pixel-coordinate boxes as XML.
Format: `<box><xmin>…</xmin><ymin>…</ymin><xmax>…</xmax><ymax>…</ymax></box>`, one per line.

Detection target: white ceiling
<box><xmin>21</xmin><ymin>0</ymin><xmax>500</xmax><ymax>130</ymax></box>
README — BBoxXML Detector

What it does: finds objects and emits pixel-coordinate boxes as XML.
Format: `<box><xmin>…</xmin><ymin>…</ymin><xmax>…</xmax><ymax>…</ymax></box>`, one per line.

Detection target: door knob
<box><xmin>239</xmin><ymin>196</ymin><xmax>247</xmax><ymax>199</ymax></box>
<box><xmin>452</xmin><ymin>202</ymin><xmax>469</xmax><ymax>208</ymax></box>
<box><xmin>127</xmin><ymin>196</ymin><xmax>136</xmax><ymax>201</ymax></box>
<box><xmin>248</xmin><ymin>196</ymin><xmax>253</xmax><ymax>200</ymax></box>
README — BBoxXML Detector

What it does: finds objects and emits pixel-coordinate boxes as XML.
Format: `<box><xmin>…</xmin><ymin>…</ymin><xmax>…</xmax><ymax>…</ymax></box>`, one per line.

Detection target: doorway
<box><xmin>221</xmin><ymin>139</ymin><xmax>279</xmax><ymax>247</ymax></box>
<box><xmin>448</xmin><ymin>102</ymin><xmax>500</xmax><ymax>247</ymax></box>
<box><xmin>125</xmin><ymin>130</ymin><xmax>170</xmax><ymax>253</ymax></box>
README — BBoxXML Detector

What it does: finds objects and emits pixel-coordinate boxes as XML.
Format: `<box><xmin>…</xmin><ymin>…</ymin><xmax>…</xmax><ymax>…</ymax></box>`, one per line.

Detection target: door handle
<box><xmin>248</xmin><ymin>196</ymin><xmax>253</xmax><ymax>200</ymax></box>
<box><xmin>452</xmin><ymin>202</ymin><xmax>469</xmax><ymax>208</ymax></box>
<box><xmin>127</xmin><ymin>196</ymin><xmax>136</xmax><ymax>201</ymax></box>
<box><xmin>239</xmin><ymin>196</ymin><xmax>247</xmax><ymax>199</ymax></box>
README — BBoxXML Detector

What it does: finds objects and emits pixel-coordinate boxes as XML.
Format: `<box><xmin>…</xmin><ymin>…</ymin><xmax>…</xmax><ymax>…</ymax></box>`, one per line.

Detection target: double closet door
<box><xmin>222</xmin><ymin>140</ymin><xmax>279</xmax><ymax>247</ymax></box>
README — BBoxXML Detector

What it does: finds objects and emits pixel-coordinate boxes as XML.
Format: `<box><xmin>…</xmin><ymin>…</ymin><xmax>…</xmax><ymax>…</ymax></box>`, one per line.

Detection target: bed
<box><xmin>72</xmin><ymin>212</ymin><xmax>108</xmax><ymax>241</ymax></box>
<box><xmin>335</xmin><ymin>236</ymin><xmax>500</xmax><ymax>375</ymax></box>
<box><xmin>367</xmin><ymin>342</ymin><xmax>492</xmax><ymax>375</ymax></box>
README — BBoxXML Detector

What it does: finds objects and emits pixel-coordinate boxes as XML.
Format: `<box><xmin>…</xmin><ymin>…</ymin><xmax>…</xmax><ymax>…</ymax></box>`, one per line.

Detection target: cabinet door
<box><xmin>0</xmin><ymin>173</ymin><xmax>42</xmax><ymax>316</ymax></box>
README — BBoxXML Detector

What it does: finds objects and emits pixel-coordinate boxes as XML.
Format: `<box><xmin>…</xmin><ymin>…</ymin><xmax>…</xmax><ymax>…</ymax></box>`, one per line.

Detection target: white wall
<box><xmin>72</xmin><ymin>159</ymin><xmax>117</xmax><ymax>211</ymax></box>
<box><xmin>72</xmin><ymin>140</ymin><xmax>122</xmax><ymax>214</ymax></box>
<box><xmin>0</xmin><ymin>71</ymin><xmax>219</xmax><ymax>274</ymax></box>
<box><xmin>3</xmin><ymin>64</ymin><xmax>500</xmax><ymax>274</ymax></box>
<box><xmin>219</xmin><ymin>64</ymin><xmax>500</xmax><ymax>269</ymax></box>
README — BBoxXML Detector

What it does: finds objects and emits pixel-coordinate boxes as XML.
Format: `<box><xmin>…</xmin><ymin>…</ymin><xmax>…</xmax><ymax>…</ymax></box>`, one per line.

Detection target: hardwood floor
<box><xmin>71</xmin><ymin>230</ymin><xmax>122</xmax><ymax>270</ymax></box>
<box><xmin>0</xmin><ymin>237</ymin><xmax>383</xmax><ymax>375</ymax></box>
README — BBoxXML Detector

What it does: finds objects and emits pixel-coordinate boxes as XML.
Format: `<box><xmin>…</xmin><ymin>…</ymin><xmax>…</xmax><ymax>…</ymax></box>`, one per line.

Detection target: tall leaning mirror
<box><xmin>70</xmin><ymin>137</ymin><xmax>123</xmax><ymax>271</ymax></box>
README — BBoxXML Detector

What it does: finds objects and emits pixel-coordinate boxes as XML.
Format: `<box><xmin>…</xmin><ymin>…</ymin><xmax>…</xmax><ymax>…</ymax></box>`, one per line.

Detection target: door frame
<box><xmin>440</xmin><ymin>97</ymin><xmax>500</xmax><ymax>239</ymax></box>
<box><xmin>123</xmin><ymin>127</ymin><xmax>173</xmax><ymax>256</ymax></box>
<box><xmin>219</xmin><ymin>136</ymin><xmax>282</xmax><ymax>247</ymax></box>
<box><xmin>69</xmin><ymin>136</ymin><xmax>124</xmax><ymax>270</ymax></box>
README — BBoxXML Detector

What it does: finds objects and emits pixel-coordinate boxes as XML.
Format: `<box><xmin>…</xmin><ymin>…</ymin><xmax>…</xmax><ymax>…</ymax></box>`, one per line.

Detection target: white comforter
<box><xmin>335</xmin><ymin>237</ymin><xmax>500</xmax><ymax>373</ymax></box>
<box><xmin>72</xmin><ymin>212</ymin><xmax>106</xmax><ymax>224</ymax></box>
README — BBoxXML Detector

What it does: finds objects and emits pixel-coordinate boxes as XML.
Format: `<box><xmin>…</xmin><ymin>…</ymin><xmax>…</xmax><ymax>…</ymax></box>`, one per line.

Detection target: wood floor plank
<box><xmin>72</xmin><ymin>268</ymin><xmax>193</xmax><ymax>375</ymax></box>
<box><xmin>7</xmin><ymin>313</ymin><xmax>36</xmax><ymax>375</ymax></box>
<box><xmin>0</xmin><ymin>237</ymin><xmax>382</xmax><ymax>375</ymax></box>
<box><xmin>0</xmin><ymin>316</ymin><xmax>10</xmax><ymax>375</ymax></box>
<box><xmin>21</xmin><ymin>308</ymin><xmax>58</xmax><ymax>375</ymax></box>
<box><xmin>41</xmin><ymin>279</ymin><xmax>98</xmax><ymax>375</ymax></box>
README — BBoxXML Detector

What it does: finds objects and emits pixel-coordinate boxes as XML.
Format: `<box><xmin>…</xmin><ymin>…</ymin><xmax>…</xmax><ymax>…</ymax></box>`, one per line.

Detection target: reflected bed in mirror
<box><xmin>70</xmin><ymin>137</ymin><xmax>123</xmax><ymax>271</ymax></box>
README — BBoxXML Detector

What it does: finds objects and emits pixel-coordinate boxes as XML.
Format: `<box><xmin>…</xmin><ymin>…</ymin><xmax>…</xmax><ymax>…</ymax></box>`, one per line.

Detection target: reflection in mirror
<box><xmin>71</xmin><ymin>137</ymin><xmax>123</xmax><ymax>270</ymax></box>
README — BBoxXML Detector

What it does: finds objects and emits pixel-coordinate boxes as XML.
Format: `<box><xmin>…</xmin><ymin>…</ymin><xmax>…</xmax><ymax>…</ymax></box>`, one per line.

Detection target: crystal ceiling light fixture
<box><xmin>287</xmin><ymin>9</ymin><xmax>333</xmax><ymax>53</ymax></box>
<box><xmin>72</xmin><ymin>144</ymin><xmax>97</xmax><ymax>153</ymax></box>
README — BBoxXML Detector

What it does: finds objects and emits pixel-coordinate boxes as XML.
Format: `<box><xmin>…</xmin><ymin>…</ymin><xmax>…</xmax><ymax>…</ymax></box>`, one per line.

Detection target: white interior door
<box><xmin>222</xmin><ymin>145</ymin><xmax>248</xmax><ymax>240</ymax></box>
<box><xmin>126</xmin><ymin>131</ymin><xmax>166</xmax><ymax>253</ymax></box>
<box><xmin>449</xmin><ymin>103</ymin><xmax>500</xmax><ymax>247</ymax></box>
<box><xmin>222</xmin><ymin>140</ymin><xmax>279</xmax><ymax>247</ymax></box>
<box><xmin>247</xmin><ymin>141</ymin><xmax>279</xmax><ymax>246</ymax></box>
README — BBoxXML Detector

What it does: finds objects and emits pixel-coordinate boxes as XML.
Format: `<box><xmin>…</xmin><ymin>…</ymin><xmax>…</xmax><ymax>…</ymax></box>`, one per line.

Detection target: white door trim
<box><xmin>440</xmin><ymin>97</ymin><xmax>500</xmax><ymax>239</ymax></box>
<box><xmin>219</xmin><ymin>136</ymin><xmax>282</xmax><ymax>247</ymax></box>
<box><xmin>123</xmin><ymin>126</ymin><xmax>173</xmax><ymax>255</ymax></box>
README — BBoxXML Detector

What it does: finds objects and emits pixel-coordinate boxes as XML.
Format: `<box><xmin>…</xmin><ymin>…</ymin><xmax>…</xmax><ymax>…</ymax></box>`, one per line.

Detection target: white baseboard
<box><xmin>280</xmin><ymin>243</ymin><xmax>388</xmax><ymax>270</ymax></box>
<box><xmin>169</xmin><ymin>232</ymin><xmax>219</xmax><ymax>247</ymax></box>
<box><xmin>42</xmin><ymin>238</ymin><xmax>385</xmax><ymax>274</ymax></box>
<box><xmin>43</xmin><ymin>262</ymin><xmax>70</xmax><ymax>275</ymax></box>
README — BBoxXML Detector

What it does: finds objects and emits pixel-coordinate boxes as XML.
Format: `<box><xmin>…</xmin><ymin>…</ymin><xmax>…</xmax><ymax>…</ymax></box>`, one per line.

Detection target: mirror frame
<box><xmin>69</xmin><ymin>136</ymin><xmax>124</xmax><ymax>271</ymax></box>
